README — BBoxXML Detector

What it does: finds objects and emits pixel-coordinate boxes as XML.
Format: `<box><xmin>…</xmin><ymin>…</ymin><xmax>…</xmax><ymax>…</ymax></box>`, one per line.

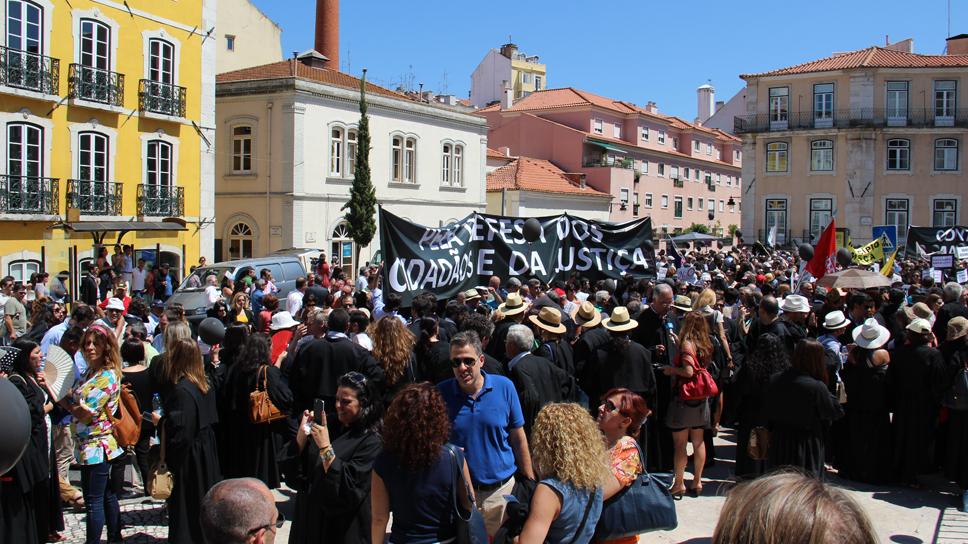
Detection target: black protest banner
<box><xmin>379</xmin><ymin>208</ymin><xmax>655</xmax><ymax>306</ymax></box>
<box><xmin>904</xmin><ymin>226</ymin><xmax>968</xmax><ymax>258</ymax></box>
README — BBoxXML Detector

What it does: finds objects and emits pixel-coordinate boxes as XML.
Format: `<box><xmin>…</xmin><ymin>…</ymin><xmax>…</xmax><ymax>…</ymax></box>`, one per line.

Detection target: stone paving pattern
<box><xmin>62</xmin><ymin>429</ymin><xmax>959</xmax><ymax>543</ymax></box>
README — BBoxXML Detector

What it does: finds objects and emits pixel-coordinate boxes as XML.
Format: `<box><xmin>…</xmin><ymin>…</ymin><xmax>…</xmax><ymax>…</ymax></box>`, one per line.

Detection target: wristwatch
<box><xmin>320</xmin><ymin>445</ymin><xmax>336</xmax><ymax>463</ymax></box>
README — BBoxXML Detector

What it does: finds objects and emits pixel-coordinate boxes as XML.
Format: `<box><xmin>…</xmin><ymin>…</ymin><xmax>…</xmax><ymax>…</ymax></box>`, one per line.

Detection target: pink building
<box><xmin>477</xmin><ymin>88</ymin><xmax>743</xmax><ymax>242</ymax></box>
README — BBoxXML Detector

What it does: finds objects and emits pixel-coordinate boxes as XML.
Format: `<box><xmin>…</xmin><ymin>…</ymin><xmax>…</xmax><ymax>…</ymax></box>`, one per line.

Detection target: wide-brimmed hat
<box><xmin>571</xmin><ymin>300</ymin><xmax>602</xmax><ymax>328</ymax></box>
<box><xmin>105</xmin><ymin>298</ymin><xmax>125</xmax><ymax>311</ymax></box>
<box><xmin>823</xmin><ymin>310</ymin><xmax>850</xmax><ymax>330</ymax></box>
<box><xmin>498</xmin><ymin>292</ymin><xmax>528</xmax><ymax>316</ymax></box>
<box><xmin>906</xmin><ymin>318</ymin><xmax>933</xmax><ymax>335</ymax></box>
<box><xmin>529</xmin><ymin>307</ymin><xmax>566</xmax><ymax>334</ymax></box>
<box><xmin>114</xmin><ymin>281</ymin><xmax>128</xmax><ymax>291</ymax></box>
<box><xmin>462</xmin><ymin>288</ymin><xmax>481</xmax><ymax>301</ymax></box>
<box><xmin>948</xmin><ymin>316</ymin><xmax>968</xmax><ymax>341</ymax></box>
<box><xmin>852</xmin><ymin>318</ymin><xmax>890</xmax><ymax>349</ymax></box>
<box><xmin>903</xmin><ymin>302</ymin><xmax>935</xmax><ymax>325</ymax></box>
<box><xmin>603</xmin><ymin>306</ymin><xmax>638</xmax><ymax>332</ymax></box>
<box><xmin>781</xmin><ymin>295</ymin><xmax>810</xmax><ymax>313</ymax></box>
<box><xmin>672</xmin><ymin>295</ymin><xmax>692</xmax><ymax>312</ymax></box>
<box><xmin>270</xmin><ymin>311</ymin><xmax>299</xmax><ymax>331</ymax></box>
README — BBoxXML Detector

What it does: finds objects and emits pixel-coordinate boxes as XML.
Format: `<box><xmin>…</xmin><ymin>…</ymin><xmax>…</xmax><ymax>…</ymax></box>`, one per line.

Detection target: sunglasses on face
<box><xmin>450</xmin><ymin>357</ymin><xmax>478</xmax><ymax>368</ymax></box>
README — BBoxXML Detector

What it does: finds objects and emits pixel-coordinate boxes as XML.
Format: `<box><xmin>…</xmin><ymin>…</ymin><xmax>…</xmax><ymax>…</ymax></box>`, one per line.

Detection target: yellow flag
<box><xmin>881</xmin><ymin>249</ymin><xmax>897</xmax><ymax>277</ymax></box>
<box><xmin>850</xmin><ymin>238</ymin><xmax>884</xmax><ymax>265</ymax></box>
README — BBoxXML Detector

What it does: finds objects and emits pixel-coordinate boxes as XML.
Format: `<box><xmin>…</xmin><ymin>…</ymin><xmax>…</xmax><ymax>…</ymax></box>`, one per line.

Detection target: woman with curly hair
<box><xmin>370</xmin><ymin>316</ymin><xmax>418</xmax><ymax>405</ymax></box>
<box><xmin>520</xmin><ymin>402</ymin><xmax>610</xmax><ymax>544</ymax></box>
<box><xmin>733</xmin><ymin>333</ymin><xmax>789</xmax><ymax>479</ymax></box>
<box><xmin>661</xmin><ymin>311</ymin><xmax>714</xmax><ymax>497</ymax></box>
<box><xmin>371</xmin><ymin>383</ymin><xmax>474</xmax><ymax>543</ymax></box>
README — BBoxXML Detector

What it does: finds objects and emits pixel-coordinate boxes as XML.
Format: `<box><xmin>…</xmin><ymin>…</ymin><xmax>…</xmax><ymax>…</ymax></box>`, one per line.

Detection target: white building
<box><xmin>216</xmin><ymin>0</ymin><xmax>283</xmax><ymax>74</ymax></box>
<box><xmin>215</xmin><ymin>54</ymin><xmax>488</xmax><ymax>275</ymax></box>
<box><xmin>703</xmin><ymin>88</ymin><xmax>746</xmax><ymax>134</ymax></box>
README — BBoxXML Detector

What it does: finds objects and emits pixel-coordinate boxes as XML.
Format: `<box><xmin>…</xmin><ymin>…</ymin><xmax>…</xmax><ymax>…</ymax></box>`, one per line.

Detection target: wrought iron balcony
<box><xmin>137</xmin><ymin>184</ymin><xmax>184</xmax><ymax>217</ymax></box>
<box><xmin>67</xmin><ymin>179</ymin><xmax>122</xmax><ymax>215</ymax></box>
<box><xmin>0</xmin><ymin>46</ymin><xmax>59</xmax><ymax>95</ymax></box>
<box><xmin>139</xmin><ymin>80</ymin><xmax>186</xmax><ymax>117</ymax></box>
<box><xmin>68</xmin><ymin>64</ymin><xmax>124</xmax><ymax>106</ymax></box>
<box><xmin>0</xmin><ymin>176</ymin><xmax>58</xmax><ymax>214</ymax></box>
<box><xmin>734</xmin><ymin>108</ymin><xmax>968</xmax><ymax>133</ymax></box>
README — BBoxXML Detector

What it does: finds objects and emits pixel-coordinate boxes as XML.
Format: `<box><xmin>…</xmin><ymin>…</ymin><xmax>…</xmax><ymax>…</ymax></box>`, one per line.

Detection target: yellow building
<box><xmin>0</xmin><ymin>0</ymin><xmax>215</xmax><ymax>286</ymax></box>
<box><xmin>470</xmin><ymin>43</ymin><xmax>547</xmax><ymax>107</ymax></box>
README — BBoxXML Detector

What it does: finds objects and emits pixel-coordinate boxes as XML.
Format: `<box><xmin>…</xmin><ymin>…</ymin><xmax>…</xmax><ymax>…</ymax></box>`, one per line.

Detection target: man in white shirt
<box><xmin>204</xmin><ymin>274</ymin><xmax>221</xmax><ymax>304</ymax></box>
<box><xmin>287</xmin><ymin>277</ymin><xmax>307</xmax><ymax>317</ymax></box>
<box><xmin>131</xmin><ymin>258</ymin><xmax>147</xmax><ymax>298</ymax></box>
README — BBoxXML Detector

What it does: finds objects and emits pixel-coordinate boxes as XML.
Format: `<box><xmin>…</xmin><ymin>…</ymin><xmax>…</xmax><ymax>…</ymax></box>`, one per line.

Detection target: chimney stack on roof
<box><xmin>644</xmin><ymin>101</ymin><xmax>658</xmax><ymax>114</ymax></box>
<box><xmin>697</xmin><ymin>83</ymin><xmax>715</xmax><ymax>123</ymax></box>
<box><xmin>947</xmin><ymin>34</ymin><xmax>968</xmax><ymax>55</ymax></box>
<box><xmin>314</xmin><ymin>0</ymin><xmax>339</xmax><ymax>70</ymax></box>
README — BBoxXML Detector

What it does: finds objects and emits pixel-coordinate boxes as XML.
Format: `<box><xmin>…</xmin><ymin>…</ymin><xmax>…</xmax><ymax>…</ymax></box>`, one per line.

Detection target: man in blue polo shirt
<box><xmin>439</xmin><ymin>331</ymin><xmax>534</xmax><ymax>536</ymax></box>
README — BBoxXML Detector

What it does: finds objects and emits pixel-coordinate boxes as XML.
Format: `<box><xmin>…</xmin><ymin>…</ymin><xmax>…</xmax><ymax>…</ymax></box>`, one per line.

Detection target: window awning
<box><xmin>49</xmin><ymin>219</ymin><xmax>187</xmax><ymax>244</ymax></box>
<box><xmin>587</xmin><ymin>140</ymin><xmax>628</xmax><ymax>154</ymax></box>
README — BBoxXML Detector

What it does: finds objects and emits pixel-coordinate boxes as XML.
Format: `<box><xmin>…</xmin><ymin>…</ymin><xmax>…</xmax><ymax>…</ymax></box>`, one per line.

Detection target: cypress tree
<box><xmin>342</xmin><ymin>68</ymin><xmax>377</xmax><ymax>266</ymax></box>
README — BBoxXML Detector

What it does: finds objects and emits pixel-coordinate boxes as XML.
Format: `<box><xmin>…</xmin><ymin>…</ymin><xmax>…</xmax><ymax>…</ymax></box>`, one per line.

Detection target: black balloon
<box><xmin>836</xmin><ymin>248</ymin><xmax>853</xmax><ymax>268</ymax></box>
<box><xmin>734</xmin><ymin>230</ymin><xmax>743</xmax><ymax>239</ymax></box>
<box><xmin>198</xmin><ymin>317</ymin><xmax>226</xmax><ymax>346</ymax></box>
<box><xmin>0</xmin><ymin>378</ymin><xmax>30</xmax><ymax>476</ymax></box>
<box><xmin>522</xmin><ymin>218</ymin><xmax>543</xmax><ymax>243</ymax></box>
<box><xmin>798</xmin><ymin>243</ymin><xmax>814</xmax><ymax>261</ymax></box>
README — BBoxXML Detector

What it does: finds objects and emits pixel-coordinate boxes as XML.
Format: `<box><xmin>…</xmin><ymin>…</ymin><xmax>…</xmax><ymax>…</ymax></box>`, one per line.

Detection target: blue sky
<box><xmin>252</xmin><ymin>0</ymin><xmax>962</xmax><ymax>119</ymax></box>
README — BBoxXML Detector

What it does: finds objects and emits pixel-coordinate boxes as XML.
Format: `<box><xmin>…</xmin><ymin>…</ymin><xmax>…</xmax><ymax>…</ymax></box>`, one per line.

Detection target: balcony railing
<box><xmin>672</xmin><ymin>177</ymin><xmax>684</xmax><ymax>188</ymax></box>
<box><xmin>734</xmin><ymin>108</ymin><xmax>968</xmax><ymax>133</ymax></box>
<box><xmin>68</xmin><ymin>64</ymin><xmax>124</xmax><ymax>106</ymax></box>
<box><xmin>583</xmin><ymin>157</ymin><xmax>635</xmax><ymax>169</ymax></box>
<box><xmin>139</xmin><ymin>79</ymin><xmax>186</xmax><ymax>117</ymax></box>
<box><xmin>67</xmin><ymin>179</ymin><xmax>122</xmax><ymax>215</ymax></box>
<box><xmin>137</xmin><ymin>184</ymin><xmax>184</xmax><ymax>216</ymax></box>
<box><xmin>0</xmin><ymin>175</ymin><xmax>58</xmax><ymax>214</ymax></box>
<box><xmin>0</xmin><ymin>46</ymin><xmax>59</xmax><ymax>95</ymax></box>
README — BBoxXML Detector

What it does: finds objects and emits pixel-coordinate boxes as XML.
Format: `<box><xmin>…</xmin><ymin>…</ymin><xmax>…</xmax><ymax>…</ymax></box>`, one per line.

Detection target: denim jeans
<box><xmin>80</xmin><ymin>461</ymin><xmax>121</xmax><ymax>543</ymax></box>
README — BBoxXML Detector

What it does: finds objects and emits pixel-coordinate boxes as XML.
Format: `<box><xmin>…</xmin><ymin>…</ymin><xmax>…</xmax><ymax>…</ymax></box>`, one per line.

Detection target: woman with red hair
<box><xmin>596</xmin><ymin>388</ymin><xmax>651</xmax><ymax>544</ymax></box>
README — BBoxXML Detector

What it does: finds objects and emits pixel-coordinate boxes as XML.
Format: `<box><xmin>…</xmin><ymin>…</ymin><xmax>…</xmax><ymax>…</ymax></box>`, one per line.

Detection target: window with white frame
<box><xmin>640</xmin><ymin>126</ymin><xmax>649</xmax><ymax>141</ymax></box>
<box><xmin>683</xmin><ymin>167</ymin><xmax>690</xmax><ymax>179</ymax></box>
<box><xmin>7</xmin><ymin>122</ymin><xmax>43</xmax><ymax>180</ymax></box>
<box><xmin>706</xmin><ymin>143</ymin><xmax>712</xmax><ymax>155</ymax></box>
<box><xmin>769</xmin><ymin>87</ymin><xmax>789</xmax><ymax>123</ymax></box>
<box><xmin>886</xmin><ymin>81</ymin><xmax>909</xmax><ymax>122</ymax></box>
<box><xmin>886</xmin><ymin>198</ymin><xmax>909</xmax><ymax>239</ymax></box>
<box><xmin>694</xmin><ymin>140</ymin><xmax>701</xmax><ymax>152</ymax></box>
<box><xmin>887</xmin><ymin>139</ymin><xmax>910</xmax><ymax>170</ymax></box>
<box><xmin>593</xmin><ymin>119</ymin><xmax>603</xmax><ymax>134</ymax></box>
<box><xmin>232</xmin><ymin>126</ymin><xmax>252</xmax><ymax>173</ymax></box>
<box><xmin>811</xmin><ymin>139</ymin><xmax>833</xmax><ymax>171</ymax></box>
<box><xmin>534</xmin><ymin>75</ymin><xmax>542</xmax><ymax>89</ymax></box>
<box><xmin>734</xmin><ymin>149</ymin><xmax>741</xmax><ymax>161</ymax></box>
<box><xmin>404</xmin><ymin>138</ymin><xmax>416</xmax><ymax>182</ymax></box>
<box><xmin>78</xmin><ymin>131</ymin><xmax>108</xmax><ymax>182</ymax></box>
<box><xmin>658</xmin><ymin>130</ymin><xmax>666</xmax><ymax>144</ymax></box>
<box><xmin>934</xmin><ymin>199</ymin><xmax>957</xmax><ymax>227</ymax></box>
<box><xmin>613</xmin><ymin>124</ymin><xmax>621</xmax><ymax>138</ymax></box>
<box><xmin>719</xmin><ymin>200</ymin><xmax>724</xmax><ymax>212</ymax></box>
<box><xmin>695</xmin><ymin>169</ymin><xmax>701</xmax><ymax>181</ymax></box>
<box><xmin>645</xmin><ymin>193</ymin><xmax>653</xmax><ymax>207</ymax></box>
<box><xmin>146</xmin><ymin>140</ymin><xmax>172</xmax><ymax>188</ymax></box>
<box><xmin>672</xmin><ymin>137</ymin><xmax>679</xmax><ymax>149</ymax></box>
<box><xmin>441</xmin><ymin>143</ymin><xmax>464</xmax><ymax>187</ymax></box>
<box><xmin>8</xmin><ymin>259</ymin><xmax>39</xmax><ymax>283</ymax></box>
<box><xmin>935</xmin><ymin>138</ymin><xmax>958</xmax><ymax>171</ymax></box>
<box><xmin>708</xmin><ymin>198</ymin><xmax>715</xmax><ymax>211</ymax></box>
<box><xmin>347</xmin><ymin>129</ymin><xmax>358</xmax><ymax>172</ymax></box>
<box><xmin>147</xmin><ymin>38</ymin><xmax>175</xmax><ymax>85</ymax></box>
<box><xmin>391</xmin><ymin>136</ymin><xmax>417</xmax><ymax>183</ymax></box>
<box><xmin>766</xmin><ymin>141</ymin><xmax>788</xmax><ymax>172</ymax></box>
<box><xmin>813</xmin><ymin>83</ymin><xmax>834</xmax><ymax>123</ymax></box>
<box><xmin>809</xmin><ymin>198</ymin><xmax>832</xmax><ymax>240</ymax></box>
<box><xmin>687</xmin><ymin>197</ymin><xmax>693</xmax><ymax>210</ymax></box>
<box><xmin>670</xmin><ymin>166</ymin><xmax>679</xmax><ymax>179</ymax></box>
<box><xmin>698</xmin><ymin>198</ymin><xmax>704</xmax><ymax>210</ymax></box>
<box><xmin>674</xmin><ymin>196</ymin><xmax>683</xmax><ymax>218</ymax></box>
<box><xmin>330</xmin><ymin>127</ymin><xmax>344</xmax><ymax>177</ymax></box>
<box><xmin>639</xmin><ymin>160</ymin><xmax>648</xmax><ymax>174</ymax></box>
<box><xmin>620</xmin><ymin>188</ymin><xmax>630</xmax><ymax>208</ymax></box>
<box><xmin>765</xmin><ymin>199</ymin><xmax>788</xmax><ymax>243</ymax></box>
<box><xmin>6</xmin><ymin>0</ymin><xmax>45</xmax><ymax>91</ymax></box>
<box><xmin>225</xmin><ymin>35</ymin><xmax>235</xmax><ymax>51</ymax></box>
<box><xmin>657</xmin><ymin>163</ymin><xmax>665</xmax><ymax>177</ymax></box>
<box><xmin>935</xmin><ymin>80</ymin><xmax>957</xmax><ymax>121</ymax></box>
<box><xmin>661</xmin><ymin>194</ymin><xmax>668</xmax><ymax>208</ymax></box>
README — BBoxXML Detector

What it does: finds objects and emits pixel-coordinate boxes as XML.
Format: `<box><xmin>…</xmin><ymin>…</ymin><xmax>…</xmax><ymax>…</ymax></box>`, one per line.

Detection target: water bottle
<box><xmin>839</xmin><ymin>345</ymin><xmax>849</xmax><ymax>368</ymax></box>
<box><xmin>152</xmin><ymin>393</ymin><xmax>163</xmax><ymax>417</ymax></box>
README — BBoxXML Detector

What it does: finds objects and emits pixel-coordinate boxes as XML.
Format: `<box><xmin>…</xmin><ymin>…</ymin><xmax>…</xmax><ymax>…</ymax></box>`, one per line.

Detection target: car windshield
<box><xmin>176</xmin><ymin>266</ymin><xmax>233</xmax><ymax>291</ymax></box>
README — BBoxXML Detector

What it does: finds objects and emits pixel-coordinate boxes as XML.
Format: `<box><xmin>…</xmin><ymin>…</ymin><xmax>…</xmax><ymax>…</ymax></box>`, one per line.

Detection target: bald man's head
<box><xmin>201</xmin><ymin>478</ymin><xmax>276</xmax><ymax>544</ymax></box>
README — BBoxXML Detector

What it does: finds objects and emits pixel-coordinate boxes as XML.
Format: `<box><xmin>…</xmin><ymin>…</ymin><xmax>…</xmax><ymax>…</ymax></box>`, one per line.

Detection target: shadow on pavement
<box><xmin>888</xmin><ymin>536</ymin><xmax>924</xmax><ymax>544</ymax></box>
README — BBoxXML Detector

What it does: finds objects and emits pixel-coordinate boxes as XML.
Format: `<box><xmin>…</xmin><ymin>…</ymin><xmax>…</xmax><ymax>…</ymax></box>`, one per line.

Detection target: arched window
<box><xmin>228</xmin><ymin>222</ymin><xmax>254</xmax><ymax>259</ymax></box>
<box><xmin>146</xmin><ymin>140</ymin><xmax>172</xmax><ymax>187</ymax></box>
<box><xmin>404</xmin><ymin>138</ymin><xmax>416</xmax><ymax>183</ymax></box>
<box><xmin>8</xmin><ymin>259</ymin><xmax>40</xmax><ymax>283</ymax></box>
<box><xmin>6</xmin><ymin>1</ymin><xmax>45</xmax><ymax>91</ymax></box>
<box><xmin>391</xmin><ymin>137</ymin><xmax>403</xmax><ymax>181</ymax></box>
<box><xmin>331</xmin><ymin>221</ymin><xmax>355</xmax><ymax>277</ymax></box>
<box><xmin>232</xmin><ymin>125</ymin><xmax>252</xmax><ymax>173</ymax></box>
<box><xmin>453</xmin><ymin>145</ymin><xmax>463</xmax><ymax>186</ymax></box>
<box><xmin>330</xmin><ymin>127</ymin><xmax>344</xmax><ymax>177</ymax></box>
<box><xmin>441</xmin><ymin>143</ymin><xmax>451</xmax><ymax>183</ymax></box>
<box><xmin>766</xmin><ymin>141</ymin><xmax>788</xmax><ymax>172</ymax></box>
<box><xmin>346</xmin><ymin>129</ymin><xmax>358</xmax><ymax>174</ymax></box>
<box><xmin>440</xmin><ymin>143</ymin><xmax>465</xmax><ymax>187</ymax></box>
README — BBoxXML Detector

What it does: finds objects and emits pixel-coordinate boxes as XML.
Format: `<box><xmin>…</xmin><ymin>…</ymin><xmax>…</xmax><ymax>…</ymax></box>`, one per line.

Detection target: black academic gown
<box><xmin>416</xmin><ymin>341</ymin><xmax>454</xmax><ymax>385</ymax></box>
<box><xmin>764</xmin><ymin>368</ymin><xmax>844</xmax><ymax>479</ymax></box>
<box><xmin>943</xmin><ymin>344</ymin><xmax>968</xmax><ymax>488</ymax></box>
<box><xmin>732</xmin><ymin>365</ymin><xmax>770</xmax><ymax>479</ymax></box>
<box><xmin>286</xmin><ymin>426</ymin><xmax>382</xmax><ymax>544</ymax></box>
<box><xmin>888</xmin><ymin>344</ymin><xmax>945</xmax><ymax>485</ymax></box>
<box><xmin>218</xmin><ymin>364</ymin><xmax>292</xmax><ymax>488</ymax></box>
<box><xmin>163</xmin><ymin>378</ymin><xmax>223</xmax><ymax>544</ymax></box>
<box><xmin>0</xmin><ymin>373</ymin><xmax>49</xmax><ymax>544</ymax></box>
<box><xmin>840</xmin><ymin>355</ymin><xmax>893</xmax><ymax>484</ymax></box>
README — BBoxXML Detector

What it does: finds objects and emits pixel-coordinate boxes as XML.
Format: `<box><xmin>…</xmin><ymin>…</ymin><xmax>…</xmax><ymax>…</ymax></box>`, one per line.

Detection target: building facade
<box><xmin>215</xmin><ymin>55</ymin><xmax>488</xmax><ymax>276</ymax></box>
<box><xmin>470</xmin><ymin>43</ymin><xmax>547</xmax><ymax>107</ymax></box>
<box><xmin>478</xmin><ymin>88</ymin><xmax>742</xmax><ymax>243</ymax></box>
<box><xmin>737</xmin><ymin>37</ymin><xmax>968</xmax><ymax>246</ymax></box>
<box><xmin>0</xmin><ymin>0</ymin><xmax>215</xmax><ymax>283</ymax></box>
<box><xmin>215</xmin><ymin>0</ymin><xmax>282</xmax><ymax>74</ymax></box>
<box><xmin>486</xmin><ymin>155</ymin><xmax>612</xmax><ymax>221</ymax></box>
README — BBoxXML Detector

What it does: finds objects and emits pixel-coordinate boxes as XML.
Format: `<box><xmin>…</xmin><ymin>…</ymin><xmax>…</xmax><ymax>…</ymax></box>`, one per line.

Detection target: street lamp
<box><xmin>727</xmin><ymin>196</ymin><xmax>736</xmax><ymax>207</ymax></box>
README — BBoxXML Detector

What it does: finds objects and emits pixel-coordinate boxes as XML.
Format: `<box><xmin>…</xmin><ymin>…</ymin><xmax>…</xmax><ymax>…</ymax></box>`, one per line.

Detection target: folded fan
<box><xmin>45</xmin><ymin>345</ymin><xmax>76</xmax><ymax>401</ymax></box>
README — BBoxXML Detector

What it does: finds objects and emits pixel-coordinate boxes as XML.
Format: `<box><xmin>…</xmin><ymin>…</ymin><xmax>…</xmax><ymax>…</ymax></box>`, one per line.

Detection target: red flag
<box><xmin>806</xmin><ymin>219</ymin><xmax>837</xmax><ymax>279</ymax></box>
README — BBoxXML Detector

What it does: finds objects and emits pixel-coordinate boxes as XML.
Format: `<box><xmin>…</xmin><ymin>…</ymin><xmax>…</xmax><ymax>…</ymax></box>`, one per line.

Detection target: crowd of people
<box><xmin>2</xmin><ymin>241</ymin><xmax>966</xmax><ymax>543</ymax></box>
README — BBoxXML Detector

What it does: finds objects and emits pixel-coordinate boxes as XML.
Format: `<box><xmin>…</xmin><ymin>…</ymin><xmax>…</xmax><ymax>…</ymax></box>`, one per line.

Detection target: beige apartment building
<box><xmin>737</xmin><ymin>36</ymin><xmax>968</xmax><ymax>246</ymax></box>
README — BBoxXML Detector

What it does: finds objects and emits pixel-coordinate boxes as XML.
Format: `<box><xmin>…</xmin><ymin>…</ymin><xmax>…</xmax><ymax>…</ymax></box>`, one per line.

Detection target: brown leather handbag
<box><xmin>249</xmin><ymin>365</ymin><xmax>285</xmax><ymax>424</ymax></box>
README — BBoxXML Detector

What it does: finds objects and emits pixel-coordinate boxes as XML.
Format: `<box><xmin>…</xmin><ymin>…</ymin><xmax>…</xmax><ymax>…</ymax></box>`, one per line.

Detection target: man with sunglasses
<box><xmin>201</xmin><ymin>477</ymin><xmax>282</xmax><ymax>543</ymax></box>
<box><xmin>439</xmin><ymin>331</ymin><xmax>534</xmax><ymax>537</ymax></box>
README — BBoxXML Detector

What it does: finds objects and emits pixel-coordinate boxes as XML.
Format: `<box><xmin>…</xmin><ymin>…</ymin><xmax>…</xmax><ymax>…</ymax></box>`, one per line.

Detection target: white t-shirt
<box><xmin>204</xmin><ymin>285</ymin><xmax>221</xmax><ymax>304</ymax></box>
<box><xmin>286</xmin><ymin>290</ymin><xmax>304</xmax><ymax>316</ymax></box>
<box><xmin>131</xmin><ymin>267</ymin><xmax>147</xmax><ymax>291</ymax></box>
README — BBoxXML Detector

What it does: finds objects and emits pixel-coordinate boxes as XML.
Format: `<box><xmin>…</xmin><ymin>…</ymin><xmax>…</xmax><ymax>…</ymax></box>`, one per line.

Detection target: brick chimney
<box><xmin>947</xmin><ymin>34</ymin><xmax>968</xmax><ymax>55</ymax></box>
<box><xmin>315</xmin><ymin>0</ymin><xmax>339</xmax><ymax>70</ymax></box>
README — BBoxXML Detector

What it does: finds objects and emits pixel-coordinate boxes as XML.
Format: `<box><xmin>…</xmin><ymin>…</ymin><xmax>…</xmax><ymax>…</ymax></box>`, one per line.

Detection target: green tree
<box><xmin>687</xmin><ymin>223</ymin><xmax>710</xmax><ymax>234</ymax></box>
<box><xmin>342</xmin><ymin>69</ymin><xmax>377</xmax><ymax>266</ymax></box>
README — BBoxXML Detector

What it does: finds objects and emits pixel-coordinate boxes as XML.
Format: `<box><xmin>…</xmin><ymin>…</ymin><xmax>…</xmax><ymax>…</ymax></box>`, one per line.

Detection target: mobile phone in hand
<box><xmin>313</xmin><ymin>398</ymin><xmax>326</xmax><ymax>425</ymax></box>
<box><xmin>142</xmin><ymin>411</ymin><xmax>153</xmax><ymax>421</ymax></box>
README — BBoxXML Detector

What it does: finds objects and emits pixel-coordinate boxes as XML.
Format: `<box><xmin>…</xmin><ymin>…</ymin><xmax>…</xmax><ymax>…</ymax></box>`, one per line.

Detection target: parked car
<box><xmin>167</xmin><ymin>256</ymin><xmax>306</xmax><ymax>325</ymax></box>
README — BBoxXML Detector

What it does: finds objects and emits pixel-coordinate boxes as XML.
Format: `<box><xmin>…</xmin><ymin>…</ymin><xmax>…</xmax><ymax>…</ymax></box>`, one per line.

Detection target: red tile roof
<box><xmin>742</xmin><ymin>46</ymin><xmax>968</xmax><ymax>78</ymax></box>
<box><xmin>486</xmin><ymin>147</ymin><xmax>515</xmax><ymax>160</ymax></box>
<box><xmin>217</xmin><ymin>59</ymin><xmax>408</xmax><ymax>99</ymax></box>
<box><xmin>487</xmin><ymin>157</ymin><xmax>611</xmax><ymax>198</ymax></box>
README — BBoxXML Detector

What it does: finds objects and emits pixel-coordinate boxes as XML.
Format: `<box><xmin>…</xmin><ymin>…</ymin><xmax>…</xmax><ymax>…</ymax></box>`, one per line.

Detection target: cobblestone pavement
<box><xmin>62</xmin><ymin>429</ymin><xmax>958</xmax><ymax>543</ymax></box>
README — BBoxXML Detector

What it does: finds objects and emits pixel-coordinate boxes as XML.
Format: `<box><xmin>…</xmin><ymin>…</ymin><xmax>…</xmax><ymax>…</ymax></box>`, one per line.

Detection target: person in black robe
<box><xmin>630</xmin><ymin>285</ymin><xmax>675</xmax><ymax>473</ymax></box>
<box><xmin>941</xmin><ymin>319</ymin><xmax>968</xmax><ymax>511</ymax></box>
<box><xmin>840</xmin><ymin>344</ymin><xmax>892</xmax><ymax>484</ymax></box>
<box><xmin>284</xmin><ymin>371</ymin><xmax>382</xmax><ymax>544</ymax></box>
<box><xmin>219</xmin><ymin>333</ymin><xmax>292</xmax><ymax>488</ymax></box>
<box><xmin>764</xmin><ymin>338</ymin><xmax>843</xmax><ymax>479</ymax></box>
<box><xmin>733</xmin><ymin>333</ymin><xmax>788</xmax><ymax>479</ymax></box>
<box><xmin>159</xmin><ymin>339</ymin><xmax>223</xmax><ymax>544</ymax></box>
<box><xmin>486</xmin><ymin>293</ymin><xmax>529</xmax><ymax>363</ymax></box>
<box><xmin>889</xmin><ymin>320</ymin><xmax>946</xmax><ymax>486</ymax></box>
<box><xmin>413</xmin><ymin>317</ymin><xmax>453</xmax><ymax>384</ymax></box>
